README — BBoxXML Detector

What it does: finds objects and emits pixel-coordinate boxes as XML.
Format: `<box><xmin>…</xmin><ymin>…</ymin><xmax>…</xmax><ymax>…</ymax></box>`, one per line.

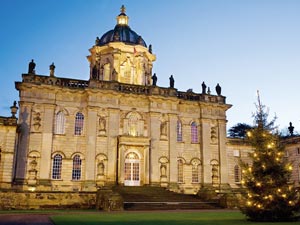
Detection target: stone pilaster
<box><xmin>218</xmin><ymin>119</ymin><xmax>229</xmax><ymax>185</ymax></box>
<box><xmin>201</xmin><ymin>118</ymin><xmax>212</xmax><ymax>184</ymax></box>
<box><xmin>107</xmin><ymin>108</ymin><xmax>120</xmax><ymax>185</ymax></box>
<box><xmin>14</xmin><ymin>101</ymin><xmax>33</xmax><ymax>186</ymax></box>
<box><xmin>84</xmin><ymin>107</ymin><xmax>98</xmax><ymax>190</ymax></box>
<box><xmin>168</xmin><ymin>114</ymin><xmax>177</xmax><ymax>184</ymax></box>
<box><xmin>39</xmin><ymin>104</ymin><xmax>55</xmax><ymax>186</ymax></box>
<box><xmin>149</xmin><ymin>112</ymin><xmax>160</xmax><ymax>184</ymax></box>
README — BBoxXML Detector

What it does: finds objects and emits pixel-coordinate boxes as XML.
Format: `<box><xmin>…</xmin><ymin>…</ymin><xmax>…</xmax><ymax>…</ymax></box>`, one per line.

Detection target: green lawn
<box><xmin>51</xmin><ymin>211</ymin><xmax>300</xmax><ymax>225</ymax></box>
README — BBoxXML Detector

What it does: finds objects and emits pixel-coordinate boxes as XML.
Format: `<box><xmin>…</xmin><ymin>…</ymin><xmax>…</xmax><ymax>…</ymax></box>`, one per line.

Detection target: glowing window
<box><xmin>74</xmin><ymin>112</ymin><xmax>84</xmax><ymax>135</ymax></box>
<box><xmin>55</xmin><ymin>111</ymin><xmax>65</xmax><ymax>134</ymax></box>
<box><xmin>72</xmin><ymin>155</ymin><xmax>82</xmax><ymax>180</ymax></box>
<box><xmin>191</xmin><ymin>122</ymin><xmax>198</xmax><ymax>143</ymax></box>
<box><xmin>52</xmin><ymin>154</ymin><xmax>62</xmax><ymax>179</ymax></box>
<box><xmin>178</xmin><ymin>159</ymin><xmax>184</xmax><ymax>183</ymax></box>
<box><xmin>177</xmin><ymin>120</ymin><xmax>182</xmax><ymax>142</ymax></box>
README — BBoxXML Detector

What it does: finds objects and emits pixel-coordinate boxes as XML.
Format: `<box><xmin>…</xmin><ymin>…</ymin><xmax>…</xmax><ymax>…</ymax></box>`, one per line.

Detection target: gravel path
<box><xmin>0</xmin><ymin>214</ymin><xmax>54</xmax><ymax>225</ymax></box>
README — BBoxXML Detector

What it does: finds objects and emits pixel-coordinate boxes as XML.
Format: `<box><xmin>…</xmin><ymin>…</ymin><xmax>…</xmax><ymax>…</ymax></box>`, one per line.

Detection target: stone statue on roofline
<box><xmin>202</xmin><ymin>82</ymin><xmax>206</xmax><ymax>94</ymax></box>
<box><xmin>28</xmin><ymin>59</ymin><xmax>36</xmax><ymax>74</ymax></box>
<box><xmin>288</xmin><ymin>122</ymin><xmax>294</xmax><ymax>136</ymax></box>
<box><xmin>169</xmin><ymin>75</ymin><xmax>174</xmax><ymax>88</ymax></box>
<box><xmin>152</xmin><ymin>73</ymin><xmax>157</xmax><ymax>86</ymax></box>
<box><xmin>215</xmin><ymin>83</ymin><xmax>221</xmax><ymax>96</ymax></box>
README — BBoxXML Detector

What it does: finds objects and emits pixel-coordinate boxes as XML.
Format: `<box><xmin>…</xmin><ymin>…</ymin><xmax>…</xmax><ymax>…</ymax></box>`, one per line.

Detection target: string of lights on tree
<box><xmin>240</xmin><ymin>91</ymin><xmax>300</xmax><ymax>222</ymax></box>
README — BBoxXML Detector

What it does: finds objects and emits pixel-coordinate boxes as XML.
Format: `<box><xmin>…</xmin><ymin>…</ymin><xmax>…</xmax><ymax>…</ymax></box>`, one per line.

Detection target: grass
<box><xmin>51</xmin><ymin>211</ymin><xmax>300</xmax><ymax>225</ymax></box>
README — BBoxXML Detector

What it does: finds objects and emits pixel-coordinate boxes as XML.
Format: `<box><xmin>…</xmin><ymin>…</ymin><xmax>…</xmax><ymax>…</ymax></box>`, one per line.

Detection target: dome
<box><xmin>96</xmin><ymin>5</ymin><xmax>147</xmax><ymax>48</ymax></box>
<box><xmin>98</xmin><ymin>24</ymin><xmax>147</xmax><ymax>47</ymax></box>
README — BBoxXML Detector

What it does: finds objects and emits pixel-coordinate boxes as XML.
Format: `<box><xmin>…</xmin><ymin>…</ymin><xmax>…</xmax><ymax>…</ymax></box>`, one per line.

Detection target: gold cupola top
<box><xmin>117</xmin><ymin>5</ymin><xmax>129</xmax><ymax>26</ymax></box>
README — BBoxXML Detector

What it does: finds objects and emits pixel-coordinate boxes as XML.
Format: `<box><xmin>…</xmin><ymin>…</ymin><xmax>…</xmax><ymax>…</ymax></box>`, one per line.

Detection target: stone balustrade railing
<box><xmin>20</xmin><ymin>74</ymin><xmax>226</xmax><ymax>104</ymax></box>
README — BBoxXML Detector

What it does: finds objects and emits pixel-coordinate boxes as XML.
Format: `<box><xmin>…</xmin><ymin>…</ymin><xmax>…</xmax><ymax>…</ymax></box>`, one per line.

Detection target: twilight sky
<box><xmin>1</xmin><ymin>0</ymin><xmax>300</xmax><ymax>134</ymax></box>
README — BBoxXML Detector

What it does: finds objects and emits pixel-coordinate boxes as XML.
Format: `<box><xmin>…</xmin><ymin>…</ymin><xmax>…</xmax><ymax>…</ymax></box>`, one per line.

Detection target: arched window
<box><xmin>74</xmin><ymin>112</ymin><xmax>84</xmax><ymax>135</ymax></box>
<box><xmin>178</xmin><ymin>159</ymin><xmax>184</xmax><ymax>183</ymax></box>
<box><xmin>55</xmin><ymin>111</ymin><xmax>65</xmax><ymax>134</ymax></box>
<box><xmin>191</xmin><ymin>122</ymin><xmax>198</xmax><ymax>143</ymax></box>
<box><xmin>234</xmin><ymin>165</ymin><xmax>240</xmax><ymax>183</ymax></box>
<box><xmin>52</xmin><ymin>154</ymin><xmax>62</xmax><ymax>179</ymax></box>
<box><xmin>177</xmin><ymin>120</ymin><xmax>182</xmax><ymax>142</ymax></box>
<box><xmin>72</xmin><ymin>155</ymin><xmax>82</xmax><ymax>180</ymax></box>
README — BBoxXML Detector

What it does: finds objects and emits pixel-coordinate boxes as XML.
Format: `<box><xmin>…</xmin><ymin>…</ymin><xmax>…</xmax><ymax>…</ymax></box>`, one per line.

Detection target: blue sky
<box><xmin>1</xmin><ymin>0</ymin><xmax>300</xmax><ymax>133</ymax></box>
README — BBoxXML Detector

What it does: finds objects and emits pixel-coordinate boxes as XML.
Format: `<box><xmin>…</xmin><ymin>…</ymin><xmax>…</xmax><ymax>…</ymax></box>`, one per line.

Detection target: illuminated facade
<box><xmin>6</xmin><ymin>6</ymin><xmax>300</xmax><ymax>194</ymax></box>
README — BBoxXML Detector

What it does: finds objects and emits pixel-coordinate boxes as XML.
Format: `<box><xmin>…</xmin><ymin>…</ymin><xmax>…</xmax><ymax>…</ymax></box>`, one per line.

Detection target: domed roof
<box><xmin>96</xmin><ymin>6</ymin><xmax>147</xmax><ymax>48</ymax></box>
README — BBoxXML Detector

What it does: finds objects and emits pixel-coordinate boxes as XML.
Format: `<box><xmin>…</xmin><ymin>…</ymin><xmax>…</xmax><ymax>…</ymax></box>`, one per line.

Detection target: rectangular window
<box><xmin>234</xmin><ymin>165</ymin><xmax>240</xmax><ymax>183</ymax></box>
<box><xmin>55</xmin><ymin>111</ymin><xmax>65</xmax><ymax>134</ymax></box>
<box><xmin>178</xmin><ymin>160</ymin><xmax>184</xmax><ymax>183</ymax></box>
<box><xmin>75</xmin><ymin>112</ymin><xmax>84</xmax><ymax>135</ymax></box>
<box><xmin>72</xmin><ymin>155</ymin><xmax>82</xmax><ymax>180</ymax></box>
<box><xmin>192</xmin><ymin>165</ymin><xmax>199</xmax><ymax>183</ymax></box>
<box><xmin>52</xmin><ymin>154</ymin><xmax>62</xmax><ymax>179</ymax></box>
<box><xmin>191</xmin><ymin>122</ymin><xmax>198</xmax><ymax>143</ymax></box>
<box><xmin>177</xmin><ymin>121</ymin><xmax>182</xmax><ymax>142</ymax></box>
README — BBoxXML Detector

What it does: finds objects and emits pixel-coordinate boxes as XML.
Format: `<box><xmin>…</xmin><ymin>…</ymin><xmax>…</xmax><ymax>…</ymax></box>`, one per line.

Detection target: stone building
<box><xmin>1</xmin><ymin>6</ymin><xmax>299</xmax><ymax>197</ymax></box>
<box><xmin>0</xmin><ymin>6</ymin><xmax>232</xmax><ymax>194</ymax></box>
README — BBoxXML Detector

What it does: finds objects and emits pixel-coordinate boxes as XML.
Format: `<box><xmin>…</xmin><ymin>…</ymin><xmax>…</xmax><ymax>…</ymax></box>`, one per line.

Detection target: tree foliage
<box><xmin>240</xmin><ymin>95</ymin><xmax>300</xmax><ymax>221</ymax></box>
<box><xmin>228</xmin><ymin>123</ymin><xmax>252</xmax><ymax>138</ymax></box>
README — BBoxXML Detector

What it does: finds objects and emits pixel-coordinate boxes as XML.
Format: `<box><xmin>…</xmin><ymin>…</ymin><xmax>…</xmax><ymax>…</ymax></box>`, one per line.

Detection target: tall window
<box><xmin>178</xmin><ymin>159</ymin><xmax>184</xmax><ymax>183</ymax></box>
<box><xmin>177</xmin><ymin>120</ymin><xmax>182</xmax><ymax>142</ymax></box>
<box><xmin>234</xmin><ymin>165</ymin><xmax>240</xmax><ymax>183</ymax></box>
<box><xmin>74</xmin><ymin>112</ymin><xmax>84</xmax><ymax>135</ymax></box>
<box><xmin>128</xmin><ymin>113</ymin><xmax>139</xmax><ymax>136</ymax></box>
<box><xmin>192</xmin><ymin>164</ymin><xmax>199</xmax><ymax>183</ymax></box>
<box><xmin>55</xmin><ymin>111</ymin><xmax>65</xmax><ymax>134</ymax></box>
<box><xmin>191</xmin><ymin>122</ymin><xmax>198</xmax><ymax>143</ymax></box>
<box><xmin>72</xmin><ymin>155</ymin><xmax>82</xmax><ymax>180</ymax></box>
<box><xmin>52</xmin><ymin>154</ymin><xmax>62</xmax><ymax>179</ymax></box>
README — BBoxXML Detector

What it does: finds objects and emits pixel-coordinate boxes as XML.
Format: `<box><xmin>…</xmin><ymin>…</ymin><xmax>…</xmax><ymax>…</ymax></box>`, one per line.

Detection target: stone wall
<box><xmin>0</xmin><ymin>190</ymin><xmax>95</xmax><ymax>210</ymax></box>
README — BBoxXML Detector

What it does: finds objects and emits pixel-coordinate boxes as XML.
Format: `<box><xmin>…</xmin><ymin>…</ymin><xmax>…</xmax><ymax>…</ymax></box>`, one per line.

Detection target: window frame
<box><xmin>177</xmin><ymin>159</ymin><xmax>184</xmax><ymax>183</ymax></box>
<box><xmin>191</xmin><ymin>121</ymin><xmax>198</xmax><ymax>143</ymax></box>
<box><xmin>72</xmin><ymin>155</ymin><xmax>82</xmax><ymax>180</ymax></box>
<box><xmin>74</xmin><ymin>112</ymin><xmax>84</xmax><ymax>135</ymax></box>
<box><xmin>177</xmin><ymin>120</ymin><xmax>183</xmax><ymax>142</ymax></box>
<box><xmin>52</xmin><ymin>154</ymin><xmax>62</xmax><ymax>180</ymax></box>
<box><xmin>54</xmin><ymin>111</ymin><xmax>66</xmax><ymax>135</ymax></box>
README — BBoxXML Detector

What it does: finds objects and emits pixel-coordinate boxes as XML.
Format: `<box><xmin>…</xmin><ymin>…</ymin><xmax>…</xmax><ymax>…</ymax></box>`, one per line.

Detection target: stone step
<box><xmin>112</xmin><ymin>186</ymin><xmax>222</xmax><ymax>210</ymax></box>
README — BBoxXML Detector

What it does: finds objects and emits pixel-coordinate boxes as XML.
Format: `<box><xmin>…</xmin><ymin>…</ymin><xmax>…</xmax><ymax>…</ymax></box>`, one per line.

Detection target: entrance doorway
<box><xmin>124</xmin><ymin>152</ymin><xmax>140</xmax><ymax>186</ymax></box>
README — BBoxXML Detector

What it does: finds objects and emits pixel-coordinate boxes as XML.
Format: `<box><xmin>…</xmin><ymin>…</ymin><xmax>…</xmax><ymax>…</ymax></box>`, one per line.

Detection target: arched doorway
<box><xmin>124</xmin><ymin>152</ymin><xmax>140</xmax><ymax>186</ymax></box>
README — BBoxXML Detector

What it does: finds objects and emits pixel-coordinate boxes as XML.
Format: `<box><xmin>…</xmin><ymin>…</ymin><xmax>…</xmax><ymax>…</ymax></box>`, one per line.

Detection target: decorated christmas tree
<box><xmin>240</xmin><ymin>92</ymin><xmax>300</xmax><ymax>221</ymax></box>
